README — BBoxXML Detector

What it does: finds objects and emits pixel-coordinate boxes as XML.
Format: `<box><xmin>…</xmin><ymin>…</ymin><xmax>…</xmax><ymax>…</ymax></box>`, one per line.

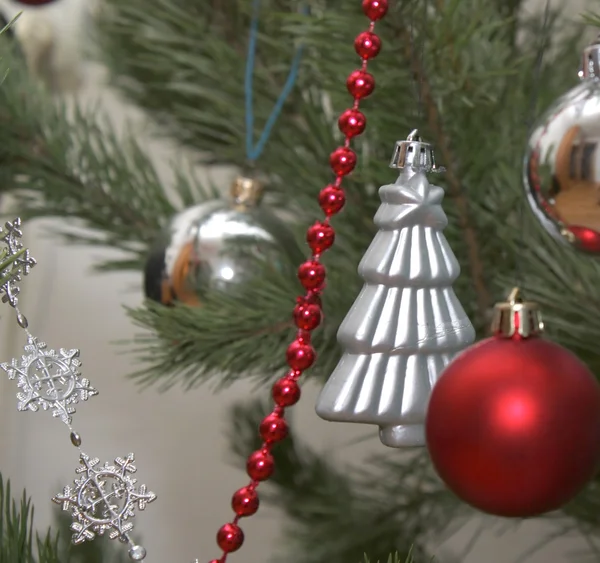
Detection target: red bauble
<box><xmin>426</xmin><ymin>335</ymin><xmax>600</xmax><ymax>517</ymax></box>
<box><xmin>354</xmin><ymin>31</ymin><xmax>382</xmax><ymax>60</ymax></box>
<box><xmin>346</xmin><ymin>70</ymin><xmax>375</xmax><ymax>99</ymax></box>
<box><xmin>298</xmin><ymin>261</ymin><xmax>326</xmax><ymax>291</ymax></box>
<box><xmin>330</xmin><ymin>147</ymin><xmax>357</xmax><ymax>176</ymax></box>
<box><xmin>293</xmin><ymin>302</ymin><xmax>322</xmax><ymax>331</ymax></box>
<box><xmin>216</xmin><ymin>523</ymin><xmax>244</xmax><ymax>552</ymax></box>
<box><xmin>286</xmin><ymin>339</ymin><xmax>315</xmax><ymax>371</ymax></box>
<box><xmin>246</xmin><ymin>450</ymin><xmax>275</xmax><ymax>481</ymax></box>
<box><xmin>306</xmin><ymin>222</ymin><xmax>335</xmax><ymax>254</ymax></box>
<box><xmin>231</xmin><ymin>486</ymin><xmax>259</xmax><ymax>517</ymax></box>
<box><xmin>259</xmin><ymin>412</ymin><xmax>289</xmax><ymax>443</ymax></box>
<box><xmin>272</xmin><ymin>376</ymin><xmax>301</xmax><ymax>407</ymax></box>
<box><xmin>362</xmin><ymin>0</ymin><xmax>388</xmax><ymax>20</ymax></box>
<box><xmin>338</xmin><ymin>109</ymin><xmax>367</xmax><ymax>138</ymax></box>
<box><xmin>319</xmin><ymin>185</ymin><xmax>346</xmax><ymax>216</ymax></box>
<box><xmin>567</xmin><ymin>226</ymin><xmax>600</xmax><ymax>253</ymax></box>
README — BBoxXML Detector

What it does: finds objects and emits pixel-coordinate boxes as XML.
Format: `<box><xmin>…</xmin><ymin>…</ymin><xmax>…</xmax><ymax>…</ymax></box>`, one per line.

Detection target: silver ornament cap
<box><xmin>579</xmin><ymin>34</ymin><xmax>600</xmax><ymax>79</ymax></box>
<box><xmin>389</xmin><ymin>129</ymin><xmax>444</xmax><ymax>173</ymax></box>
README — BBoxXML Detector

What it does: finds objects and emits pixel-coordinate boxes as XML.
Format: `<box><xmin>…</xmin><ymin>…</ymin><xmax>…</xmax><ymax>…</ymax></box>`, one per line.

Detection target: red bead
<box><xmin>362</xmin><ymin>0</ymin><xmax>388</xmax><ymax>20</ymax></box>
<box><xmin>209</xmin><ymin>560</ymin><xmax>220</xmax><ymax>563</ymax></box>
<box><xmin>338</xmin><ymin>109</ymin><xmax>367</xmax><ymax>138</ymax></box>
<box><xmin>216</xmin><ymin>523</ymin><xmax>244</xmax><ymax>553</ymax></box>
<box><xmin>426</xmin><ymin>335</ymin><xmax>600</xmax><ymax>517</ymax></box>
<box><xmin>293</xmin><ymin>302</ymin><xmax>322</xmax><ymax>331</ymax></box>
<box><xmin>246</xmin><ymin>449</ymin><xmax>275</xmax><ymax>481</ymax></box>
<box><xmin>259</xmin><ymin>412</ymin><xmax>289</xmax><ymax>443</ymax></box>
<box><xmin>346</xmin><ymin>70</ymin><xmax>375</xmax><ymax>99</ymax></box>
<box><xmin>330</xmin><ymin>147</ymin><xmax>357</xmax><ymax>176</ymax></box>
<box><xmin>231</xmin><ymin>486</ymin><xmax>259</xmax><ymax>517</ymax></box>
<box><xmin>272</xmin><ymin>376</ymin><xmax>301</xmax><ymax>407</ymax></box>
<box><xmin>286</xmin><ymin>339</ymin><xmax>315</xmax><ymax>371</ymax></box>
<box><xmin>306</xmin><ymin>222</ymin><xmax>335</xmax><ymax>254</ymax></box>
<box><xmin>354</xmin><ymin>31</ymin><xmax>381</xmax><ymax>60</ymax></box>
<box><xmin>319</xmin><ymin>185</ymin><xmax>346</xmax><ymax>216</ymax></box>
<box><xmin>566</xmin><ymin>226</ymin><xmax>600</xmax><ymax>253</ymax></box>
<box><xmin>298</xmin><ymin>261</ymin><xmax>326</xmax><ymax>291</ymax></box>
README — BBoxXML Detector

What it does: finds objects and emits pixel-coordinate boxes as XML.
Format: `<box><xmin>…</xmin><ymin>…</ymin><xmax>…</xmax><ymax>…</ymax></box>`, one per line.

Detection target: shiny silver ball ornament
<box><xmin>144</xmin><ymin>177</ymin><xmax>303</xmax><ymax>305</ymax></box>
<box><xmin>524</xmin><ymin>34</ymin><xmax>600</xmax><ymax>254</ymax></box>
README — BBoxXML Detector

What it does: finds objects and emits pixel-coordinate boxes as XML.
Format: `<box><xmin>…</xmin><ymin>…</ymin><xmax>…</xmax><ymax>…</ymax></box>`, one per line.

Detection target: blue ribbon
<box><xmin>244</xmin><ymin>0</ymin><xmax>305</xmax><ymax>162</ymax></box>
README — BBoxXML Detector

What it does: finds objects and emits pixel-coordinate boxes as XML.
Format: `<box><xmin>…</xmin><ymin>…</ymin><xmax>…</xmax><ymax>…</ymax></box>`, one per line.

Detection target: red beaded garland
<box><xmin>298</xmin><ymin>260</ymin><xmax>326</xmax><ymax>291</ymax></box>
<box><xmin>293</xmin><ymin>302</ymin><xmax>322</xmax><ymax>331</ymax></box>
<box><xmin>330</xmin><ymin>147</ymin><xmax>357</xmax><ymax>176</ymax></box>
<box><xmin>210</xmin><ymin>4</ymin><xmax>387</xmax><ymax>560</ymax></box>
<box><xmin>286</xmin><ymin>339</ymin><xmax>316</xmax><ymax>371</ymax></box>
<box><xmin>306</xmin><ymin>222</ymin><xmax>335</xmax><ymax>254</ymax></box>
<box><xmin>246</xmin><ymin>450</ymin><xmax>275</xmax><ymax>481</ymax></box>
<box><xmin>347</xmin><ymin>70</ymin><xmax>375</xmax><ymax>99</ymax></box>
<box><xmin>338</xmin><ymin>109</ymin><xmax>367</xmax><ymax>138</ymax></box>
<box><xmin>232</xmin><ymin>486</ymin><xmax>259</xmax><ymax>517</ymax></box>
<box><xmin>260</xmin><ymin>412</ymin><xmax>289</xmax><ymax>443</ymax></box>
<box><xmin>362</xmin><ymin>0</ymin><xmax>388</xmax><ymax>20</ymax></box>
<box><xmin>354</xmin><ymin>31</ymin><xmax>381</xmax><ymax>59</ymax></box>
<box><xmin>319</xmin><ymin>185</ymin><xmax>346</xmax><ymax>216</ymax></box>
<box><xmin>217</xmin><ymin>523</ymin><xmax>244</xmax><ymax>553</ymax></box>
<box><xmin>272</xmin><ymin>376</ymin><xmax>301</xmax><ymax>406</ymax></box>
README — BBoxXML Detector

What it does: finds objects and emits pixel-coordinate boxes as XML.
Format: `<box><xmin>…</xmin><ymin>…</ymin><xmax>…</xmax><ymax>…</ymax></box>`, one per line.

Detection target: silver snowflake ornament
<box><xmin>0</xmin><ymin>218</ymin><xmax>36</xmax><ymax>307</ymax></box>
<box><xmin>52</xmin><ymin>453</ymin><xmax>157</xmax><ymax>545</ymax></box>
<box><xmin>0</xmin><ymin>335</ymin><xmax>98</xmax><ymax>424</ymax></box>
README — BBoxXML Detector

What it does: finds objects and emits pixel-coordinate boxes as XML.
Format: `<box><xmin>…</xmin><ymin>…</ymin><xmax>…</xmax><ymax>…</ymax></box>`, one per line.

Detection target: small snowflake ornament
<box><xmin>0</xmin><ymin>335</ymin><xmax>97</xmax><ymax>424</ymax></box>
<box><xmin>0</xmin><ymin>218</ymin><xmax>36</xmax><ymax>307</ymax></box>
<box><xmin>52</xmin><ymin>453</ymin><xmax>156</xmax><ymax>545</ymax></box>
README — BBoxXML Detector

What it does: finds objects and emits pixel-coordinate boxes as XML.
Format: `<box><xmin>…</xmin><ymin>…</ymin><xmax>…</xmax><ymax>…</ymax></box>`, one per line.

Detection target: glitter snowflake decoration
<box><xmin>0</xmin><ymin>335</ymin><xmax>98</xmax><ymax>424</ymax></box>
<box><xmin>53</xmin><ymin>453</ymin><xmax>156</xmax><ymax>545</ymax></box>
<box><xmin>0</xmin><ymin>218</ymin><xmax>36</xmax><ymax>307</ymax></box>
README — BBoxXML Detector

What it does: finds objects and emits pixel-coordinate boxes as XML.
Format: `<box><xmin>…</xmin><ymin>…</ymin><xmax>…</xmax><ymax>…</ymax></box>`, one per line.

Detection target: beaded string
<box><xmin>208</xmin><ymin>1</ymin><xmax>389</xmax><ymax>560</ymax></box>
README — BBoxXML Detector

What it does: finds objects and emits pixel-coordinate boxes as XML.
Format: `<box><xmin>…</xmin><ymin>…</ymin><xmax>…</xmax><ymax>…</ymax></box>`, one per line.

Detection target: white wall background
<box><xmin>0</xmin><ymin>1</ymin><xmax>597</xmax><ymax>562</ymax></box>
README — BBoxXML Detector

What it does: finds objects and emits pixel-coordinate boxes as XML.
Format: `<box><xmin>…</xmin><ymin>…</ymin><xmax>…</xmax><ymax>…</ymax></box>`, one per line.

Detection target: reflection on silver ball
<box><xmin>524</xmin><ymin>36</ymin><xmax>600</xmax><ymax>254</ymax></box>
<box><xmin>128</xmin><ymin>545</ymin><xmax>147</xmax><ymax>561</ymax></box>
<box><xmin>144</xmin><ymin>177</ymin><xmax>303</xmax><ymax>305</ymax></box>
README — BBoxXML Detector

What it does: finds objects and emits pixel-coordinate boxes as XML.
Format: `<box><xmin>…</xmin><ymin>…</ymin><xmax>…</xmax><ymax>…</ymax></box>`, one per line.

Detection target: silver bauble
<box><xmin>144</xmin><ymin>177</ymin><xmax>303</xmax><ymax>305</ymax></box>
<box><xmin>524</xmin><ymin>35</ymin><xmax>600</xmax><ymax>254</ymax></box>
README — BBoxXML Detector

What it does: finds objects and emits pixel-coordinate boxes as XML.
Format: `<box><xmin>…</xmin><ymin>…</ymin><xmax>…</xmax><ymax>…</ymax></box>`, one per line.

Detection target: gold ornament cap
<box><xmin>491</xmin><ymin>288</ymin><xmax>544</xmax><ymax>338</ymax></box>
<box><xmin>230</xmin><ymin>176</ymin><xmax>264</xmax><ymax>209</ymax></box>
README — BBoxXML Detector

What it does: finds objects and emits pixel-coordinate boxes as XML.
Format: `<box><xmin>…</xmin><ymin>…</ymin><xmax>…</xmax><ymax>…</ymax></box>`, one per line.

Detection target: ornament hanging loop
<box><xmin>579</xmin><ymin>34</ymin><xmax>600</xmax><ymax>79</ymax></box>
<box><xmin>389</xmin><ymin>129</ymin><xmax>445</xmax><ymax>173</ymax></box>
<box><xmin>491</xmin><ymin>287</ymin><xmax>544</xmax><ymax>338</ymax></box>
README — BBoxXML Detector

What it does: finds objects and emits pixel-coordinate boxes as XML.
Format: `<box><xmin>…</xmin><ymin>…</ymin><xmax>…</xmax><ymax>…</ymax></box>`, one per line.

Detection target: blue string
<box><xmin>244</xmin><ymin>0</ymin><xmax>306</xmax><ymax>162</ymax></box>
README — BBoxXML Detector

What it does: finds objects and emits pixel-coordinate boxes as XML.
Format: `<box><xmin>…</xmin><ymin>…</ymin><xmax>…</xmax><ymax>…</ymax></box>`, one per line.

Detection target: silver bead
<box><xmin>70</xmin><ymin>431</ymin><xmax>82</xmax><ymax>447</ymax></box>
<box><xmin>128</xmin><ymin>545</ymin><xmax>147</xmax><ymax>560</ymax></box>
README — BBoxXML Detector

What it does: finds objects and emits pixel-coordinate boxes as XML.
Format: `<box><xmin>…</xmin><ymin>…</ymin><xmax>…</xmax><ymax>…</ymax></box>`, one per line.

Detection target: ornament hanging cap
<box><xmin>230</xmin><ymin>176</ymin><xmax>264</xmax><ymax>209</ymax></box>
<box><xmin>389</xmin><ymin>129</ymin><xmax>444</xmax><ymax>173</ymax></box>
<box><xmin>579</xmin><ymin>34</ymin><xmax>600</xmax><ymax>79</ymax></box>
<box><xmin>491</xmin><ymin>287</ymin><xmax>544</xmax><ymax>338</ymax></box>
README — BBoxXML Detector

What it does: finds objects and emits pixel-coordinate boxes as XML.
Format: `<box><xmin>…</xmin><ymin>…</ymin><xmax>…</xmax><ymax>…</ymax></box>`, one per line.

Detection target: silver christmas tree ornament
<box><xmin>315</xmin><ymin>131</ymin><xmax>475</xmax><ymax>448</ymax></box>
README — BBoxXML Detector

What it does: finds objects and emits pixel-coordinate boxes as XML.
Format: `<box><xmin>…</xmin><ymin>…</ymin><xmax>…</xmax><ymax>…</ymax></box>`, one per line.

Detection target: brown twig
<box><xmin>397</xmin><ymin>24</ymin><xmax>493</xmax><ymax>325</ymax></box>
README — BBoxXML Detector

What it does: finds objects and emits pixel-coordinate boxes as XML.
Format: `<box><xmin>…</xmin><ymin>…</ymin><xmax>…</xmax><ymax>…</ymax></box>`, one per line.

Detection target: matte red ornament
<box><xmin>298</xmin><ymin>260</ymin><xmax>326</xmax><ymax>291</ymax></box>
<box><xmin>330</xmin><ymin>147</ymin><xmax>357</xmax><ymax>176</ymax></box>
<box><xmin>286</xmin><ymin>339</ymin><xmax>315</xmax><ymax>371</ymax></box>
<box><xmin>272</xmin><ymin>376</ymin><xmax>301</xmax><ymax>407</ymax></box>
<box><xmin>231</xmin><ymin>486</ymin><xmax>259</xmax><ymax>517</ymax></box>
<box><xmin>347</xmin><ymin>70</ymin><xmax>375</xmax><ymax>99</ymax></box>
<box><xmin>246</xmin><ymin>450</ymin><xmax>275</xmax><ymax>481</ymax></box>
<box><xmin>319</xmin><ymin>185</ymin><xmax>346</xmax><ymax>216</ymax></box>
<box><xmin>426</xmin><ymin>333</ymin><xmax>600</xmax><ymax>517</ymax></box>
<box><xmin>293</xmin><ymin>302</ymin><xmax>322</xmax><ymax>331</ymax></box>
<box><xmin>216</xmin><ymin>523</ymin><xmax>244</xmax><ymax>553</ymax></box>
<box><xmin>338</xmin><ymin>109</ymin><xmax>367</xmax><ymax>138</ymax></box>
<box><xmin>259</xmin><ymin>412</ymin><xmax>289</xmax><ymax>443</ymax></box>
<box><xmin>307</xmin><ymin>222</ymin><xmax>335</xmax><ymax>254</ymax></box>
<box><xmin>354</xmin><ymin>31</ymin><xmax>382</xmax><ymax>60</ymax></box>
<box><xmin>362</xmin><ymin>0</ymin><xmax>388</xmax><ymax>20</ymax></box>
